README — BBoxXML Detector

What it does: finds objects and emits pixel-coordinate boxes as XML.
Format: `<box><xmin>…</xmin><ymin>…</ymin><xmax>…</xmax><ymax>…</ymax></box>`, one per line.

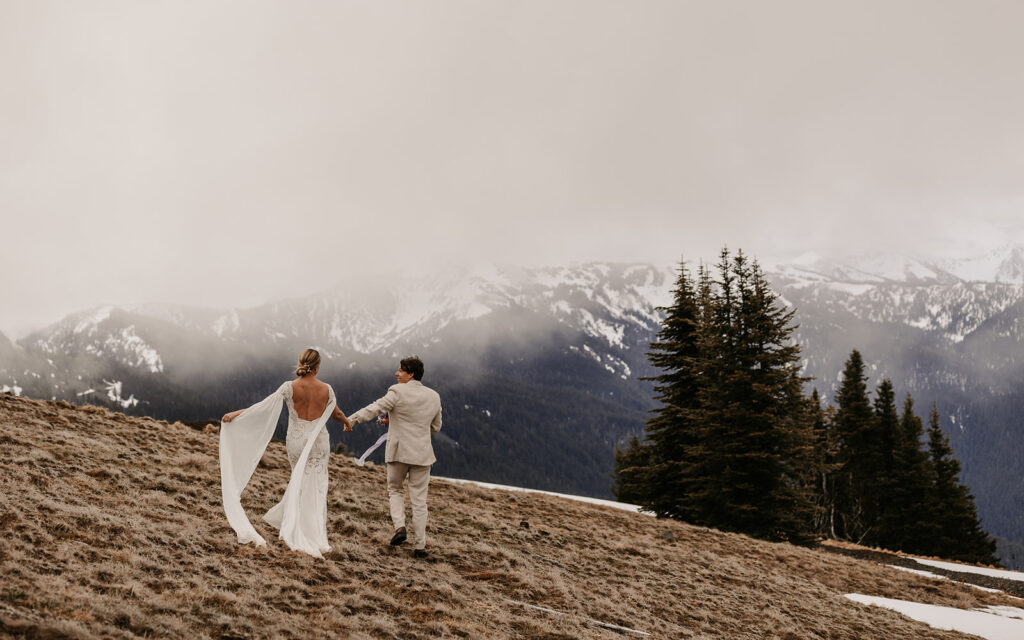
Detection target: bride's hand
<box><xmin>343</xmin><ymin>417</ymin><xmax>353</xmax><ymax>432</ymax></box>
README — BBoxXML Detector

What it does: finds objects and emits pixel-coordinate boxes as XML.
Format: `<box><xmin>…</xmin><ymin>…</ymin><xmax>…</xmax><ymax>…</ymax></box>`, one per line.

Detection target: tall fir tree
<box><xmin>809</xmin><ymin>389</ymin><xmax>840</xmax><ymax>538</ymax></box>
<box><xmin>611</xmin><ymin>435</ymin><xmax>652</xmax><ymax>506</ymax></box>
<box><xmin>612</xmin><ymin>259</ymin><xmax>700</xmax><ymax>518</ymax></box>
<box><xmin>926</xmin><ymin>405</ymin><xmax>998</xmax><ymax>564</ymax></box>
<box><xmin>862</xmin><ymin>379</ymin><xmax>899</xmax><ymax>546</ymax></box>
<box><xmin>832</xmin><ymin>350</ymin><xmax>875</xmax><ymax>541</ymax></box>
<box><xmin>879</xmin><ymin>394</ymin><xmax>936</xmax><ymax>553</ymax></box>
<box><xmin>685</xmin><ymin>250</ymin><xmax>816</xmax><ymax>543</ymax></box>
<box><xmin>614</xmin><ymin>248</ymin><xmax>818</xmax><ymax>544</ymax></box>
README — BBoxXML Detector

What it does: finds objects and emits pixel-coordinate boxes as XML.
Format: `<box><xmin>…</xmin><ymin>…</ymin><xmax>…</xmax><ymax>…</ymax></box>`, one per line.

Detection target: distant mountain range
<box><xmin>2</xmin><ymin>246</ymin><xmax>1023</xmax><ymax>564</ymax></box>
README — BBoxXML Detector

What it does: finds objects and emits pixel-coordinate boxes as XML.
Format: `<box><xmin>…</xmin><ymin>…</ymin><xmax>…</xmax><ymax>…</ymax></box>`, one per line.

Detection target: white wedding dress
<box><xmin>219</xmin><ymin>380</ymin><xmax>336</xmax><ymax>558</ymax></box>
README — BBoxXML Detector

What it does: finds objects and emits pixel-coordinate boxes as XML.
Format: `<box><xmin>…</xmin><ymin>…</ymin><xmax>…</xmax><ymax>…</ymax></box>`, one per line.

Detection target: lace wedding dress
<box><xmin>219</xmin><ymin>381</ymin><xmax>336</xmax><ymax>557</ymax></box>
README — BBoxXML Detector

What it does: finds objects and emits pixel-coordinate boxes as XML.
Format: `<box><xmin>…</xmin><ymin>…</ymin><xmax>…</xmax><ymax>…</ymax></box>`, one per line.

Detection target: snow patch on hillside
<box><xmin>845</xmin><ymin>594</ymin><xmax>1024</xmax><ymax>640</ymax></box>
<box><xmin>908</xmin><ymin>557</ymin><xmax>1024</xmax><ymax>583</ymax></box>
<box><xmin>436</xmin><ymin>476</ymin><xmax>647</xmax><ymax>515</ymax></box>
<box><xmin>73</xmin><ymin>306</ymin><xmax>113</xmax><ymax>334</ymax></box>
<box><xmin>103</xmin><ymin>379</ymin><xmax>138</xmax><ymax>409</ymax></box>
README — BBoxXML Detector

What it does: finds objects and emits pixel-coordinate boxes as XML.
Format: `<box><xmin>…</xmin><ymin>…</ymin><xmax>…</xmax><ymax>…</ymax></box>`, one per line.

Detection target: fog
<box><xmin>2</xmin><ymin>1</ymin><xmax>1024</xmax><ymax>337</ymax></box>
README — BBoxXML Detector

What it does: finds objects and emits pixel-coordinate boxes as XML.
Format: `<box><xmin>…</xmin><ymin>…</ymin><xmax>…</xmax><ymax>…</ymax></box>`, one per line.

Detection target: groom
<box><xmin>348</xmin><ymin>356</ymin><xmax>443</xmax><ymax>558</ymax></box>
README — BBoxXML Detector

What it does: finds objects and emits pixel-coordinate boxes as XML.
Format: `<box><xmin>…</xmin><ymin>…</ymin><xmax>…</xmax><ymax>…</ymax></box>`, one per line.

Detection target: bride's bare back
<box><xmin>290</xmin><ymin>377</ymin><xmax>331</xmax><ymax>421</ymax></box>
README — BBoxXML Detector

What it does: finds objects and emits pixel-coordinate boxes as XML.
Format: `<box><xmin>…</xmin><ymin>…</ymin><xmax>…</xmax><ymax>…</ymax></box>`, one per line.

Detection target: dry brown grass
<box><xmin>0</xmin><ymin>393</ymin><xmax>1019</xmax><ymax>639</ymax></box>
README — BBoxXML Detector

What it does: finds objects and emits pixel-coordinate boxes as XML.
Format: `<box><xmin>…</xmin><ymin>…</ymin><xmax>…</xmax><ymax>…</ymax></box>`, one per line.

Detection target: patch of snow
<box><xmin>1</xmin><ymin>384</ymin><xmax>22</xmax><ymax>396</ymax></box>
<box><xmin>577</xmin><ymin>309</ymin><xmax>625</xmax><ymax>348</ymax></box>
<box><xmin>463</xmin><ymin>301</ymin><xmax>492</xmax><ymax>320</ymax></box>
<box><xmin>212</xmin><ymin>309</ymin><xmax>240</xmax><ymax>336</ymax></box>
<box><xmin>907</xmin><ymin>557</ymin><xmax>1024</xmax><ymax>583</ymax></box>
<box><xmin>826</xmin><ymin>282</ymin><xmax>878</xmax><ymax>296</ymax></box>
<box><xmin>550</xmin><ymin>300</ymin><xmax>573</xmax><ymax>316</ymax></box>
<box><xmin>74</xmin><ymin>306</ymin><xmax>113</xmax><ymax>334</ymax></box>
<box><xmin>436</xmin><ymin>477</ymin><xmax>648</xmax><ymax>515</ymax></box>
<box><xmin>109</xmin><ymin>326</ymin><xmax>163</xmax><ymax>373</ymax></box>
<box><xmin>845</xmin><ymin>594</ymin><xmax>1024</xmax><ymax>640</ymax></box>
<box><xmin>941</xmin><ymin>244</ymin><xmax>1024</xmax><ymax>283</ymax></box>
<box><xmin>103</xmin><ymin>379</ymin><xmax>139</xmax><ymax>409</ymax></box>
<box><xmin>887</xmin><ymin>565</ymin><xmax>1001</xmax><ymax>592</ymax></box>
<box><xmin>888</xmin><ymin>565</ymin><xmax>948</xmax><ymax>580</ymax></box>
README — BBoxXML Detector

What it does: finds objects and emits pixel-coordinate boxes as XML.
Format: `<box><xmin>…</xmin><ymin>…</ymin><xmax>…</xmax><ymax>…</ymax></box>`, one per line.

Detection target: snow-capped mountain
<box><xmin>22</xmin><ymin>263</ymin><xmax>676</xmax><ymax>382</ymax></box>
<box><xmin>940</xmin><ymin>245</ymin><xmax>1024</xmax><ymax>285</ymax></box>
<box><xmin>773</xmin><ymin>244</ymin><xmax>1024</xmax><ymax>286</ymax></box>
<box><xmin>773</xmin><ymin>247</ymin><xmax>1024</xmax><ymax>344</ymax></box>
<box><xmin>27</xmin><ymin>306</ymin><xmax>165</xmax><ymax>373</ymax></box>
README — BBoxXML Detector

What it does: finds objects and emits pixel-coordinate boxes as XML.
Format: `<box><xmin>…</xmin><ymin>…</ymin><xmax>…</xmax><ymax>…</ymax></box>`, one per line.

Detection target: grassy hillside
<box><xmin>0</xmin><ymin>393</ymin><xmax>1019</xmax><ymax>639</ymax></box>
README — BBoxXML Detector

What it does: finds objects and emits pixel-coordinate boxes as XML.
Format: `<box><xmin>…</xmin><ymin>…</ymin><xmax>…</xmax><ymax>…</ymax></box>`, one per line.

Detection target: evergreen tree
<box><xmin>680</xmin><ymin>263</ymin><xmax>720</xmax><ymax>522</ymax></box>
<box><xmin>687</xmin><ymin>250</ymin><xmax>816</xmax><ymax>543</ymax></box>
<box><xmin>611</xmin><ymin>259</ymin><xmax>701</xmax><ymax>518</ymax></box>
<box><xmin>926</xmin><ymin>405</ymin><xmax>998</xmax><ymax>564</ymax></box>
<box><xmin>611</xmin><ymin>435</ymin><xmax>652</xmax><ymax>506</ymax></box>
<box><xmin>832</xmin><ymin>350</ymin><xmax>874</xmax><ymax>541</ymax></box>
<box><xmin>615</xmin><ymin>248</ymin><xmax>818</xmax><ymax>544</ymax></box>
<box><xmin>863</xmin><ymin>379</ymin><xmax>898</xmax><ymax>546</ymax></box>
<box><xmin>809</xmin><ymin>389</ymin><xmax>840</xmax><ymax>538</ymax></box>
<box><xmin>881</xmin><ymin>393</ymin><xmax>935</xmax><ymax>553</ymax></box>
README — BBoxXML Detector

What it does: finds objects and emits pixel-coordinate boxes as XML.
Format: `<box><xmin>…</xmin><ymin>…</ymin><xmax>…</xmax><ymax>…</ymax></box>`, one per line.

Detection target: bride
<box><xmin>219</xmin><ymin>348</ymin><xmax>351</xmax><ymax>557</ymax></box>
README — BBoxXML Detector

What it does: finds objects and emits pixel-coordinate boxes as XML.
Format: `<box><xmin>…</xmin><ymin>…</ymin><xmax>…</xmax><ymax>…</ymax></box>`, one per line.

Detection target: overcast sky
<box><xmin>2</xmin><ymin>1</ymin><xmax>1023</xmax><ymax>337</ymax></box>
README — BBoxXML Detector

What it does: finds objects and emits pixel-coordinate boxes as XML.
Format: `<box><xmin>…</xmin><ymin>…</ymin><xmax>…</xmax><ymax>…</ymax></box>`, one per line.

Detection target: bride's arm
<box><xmin>331</xmin><ymin>406</ymin><xmax>353</xmax><ymax>431</ymax></box>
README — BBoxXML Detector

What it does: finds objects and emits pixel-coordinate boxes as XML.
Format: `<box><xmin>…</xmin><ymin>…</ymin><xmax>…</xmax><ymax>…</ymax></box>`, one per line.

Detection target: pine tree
<box><xmin>615</xmin><ymin>248</ymin><xmax>818</xmax><ymax>544</ymax></box>
<box><xmin>688</xmin><ymin>250</ymin><xmax>816</xmax><ymax>543</ymax></box>
<box><xmin>809</xmin><ymin>389</ymin><xmax>841</xmax><ymax>538</ymax></box>
<box><xmin>611</xmin><ymin>435</ymin><xmax>652</xmax><ymax>506</ymax></box>
<box><xmin>832</xmin><ymin>350</ymin><xmax>875</xmax><ymax>542</ymax></box>
<box><xmin>863</xmin><ymin>379</ymin><xmax>898</xmax><ymax>546</ymax></box>
<box><xmin>611</xmin><ymin>259</ymin><xmax>701</xmax><ymax>518</ymax></box>
<box><xmin>926</xmin><ymin>405</ymin><xmax>998</xmax><ymax>564</ymax></box>
<box><xmin>880</xmin><ymin>393</ymin><xmax>935</xmax><ymax>553</ymax></box>
<box><xmin>681</xmin><ymin>263</ymin><xmax>720</xmax><ymax>522</ymax></box>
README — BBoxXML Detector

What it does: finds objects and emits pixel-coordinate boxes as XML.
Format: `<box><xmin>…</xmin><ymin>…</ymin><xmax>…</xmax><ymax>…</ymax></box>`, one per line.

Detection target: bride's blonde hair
<box><xmin>295</xmin><ymin>348</ymin><xmax>321</xmax><ymax>377</ymax></box>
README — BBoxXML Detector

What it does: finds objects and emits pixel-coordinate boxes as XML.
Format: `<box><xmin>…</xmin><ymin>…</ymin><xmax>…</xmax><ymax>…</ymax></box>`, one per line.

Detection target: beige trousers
<box><xmin>386</xmin><ymin>462</ymin><xmax>431</xmax><ymax>549</ymax></box>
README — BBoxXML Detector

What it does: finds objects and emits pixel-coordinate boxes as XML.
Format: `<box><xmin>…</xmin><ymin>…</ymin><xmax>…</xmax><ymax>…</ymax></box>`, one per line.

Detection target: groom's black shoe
<box><xmin>389</xmin><ymin>527</ymin><xmax>407</xmax><ymax>546</ymax></box>
<box><xmin>412</xmin><ymin>548</ymin><xmax>428</xmax><ymax>559</ymax></box>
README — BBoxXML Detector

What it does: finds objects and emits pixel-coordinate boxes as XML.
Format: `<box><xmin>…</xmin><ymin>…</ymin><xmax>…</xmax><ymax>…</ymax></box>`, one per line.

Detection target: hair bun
<box><xmin>295</xmin><ymin>348</ymin><xmax>322</xmax><ymax>377</ymax></box>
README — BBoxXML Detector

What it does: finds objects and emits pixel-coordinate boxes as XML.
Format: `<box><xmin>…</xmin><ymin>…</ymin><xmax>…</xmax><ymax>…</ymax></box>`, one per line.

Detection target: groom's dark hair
<box><xmin>400</xmin><ymin>357</ymin><xmax>424</xmax><ymax>381</ymax></box>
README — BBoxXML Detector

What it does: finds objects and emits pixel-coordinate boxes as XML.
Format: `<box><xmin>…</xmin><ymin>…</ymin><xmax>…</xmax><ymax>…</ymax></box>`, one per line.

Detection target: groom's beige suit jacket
<box><xmin>349</xmin><ymin>380</ymin><xmax>442</xmax><ymax>466</ymax></box>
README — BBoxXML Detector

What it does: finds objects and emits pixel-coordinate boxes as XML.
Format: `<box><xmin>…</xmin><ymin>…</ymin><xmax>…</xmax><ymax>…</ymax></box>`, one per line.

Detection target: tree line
<box><xmin>613</xmin><ymin>249</ymin><xmax>997</xmax><ymax>564</ymax></box>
